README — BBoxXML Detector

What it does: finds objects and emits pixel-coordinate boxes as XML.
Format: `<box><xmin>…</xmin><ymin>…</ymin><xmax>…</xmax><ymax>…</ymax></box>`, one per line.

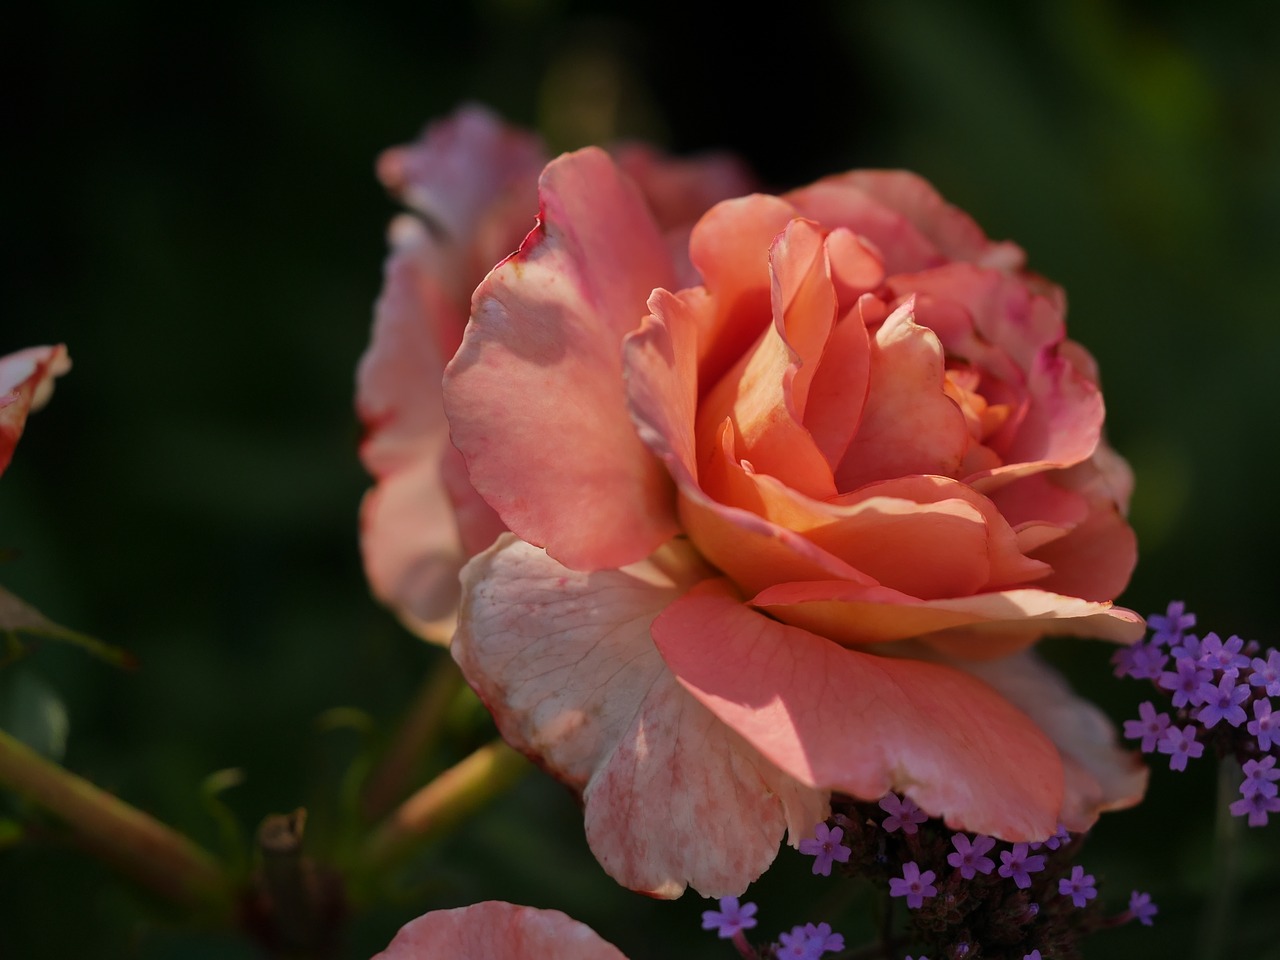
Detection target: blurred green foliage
<box><xmin>2</xmin><ymin>0</ymin><xmax>1279</xmax><ymax>957</ymax></box>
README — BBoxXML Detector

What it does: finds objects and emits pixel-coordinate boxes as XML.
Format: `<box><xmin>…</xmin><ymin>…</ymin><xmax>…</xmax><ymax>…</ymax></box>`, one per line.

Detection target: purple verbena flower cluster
<box><xmin>793</xmin><ymin>793</ymin><xmax>1154</xmax><ymax>960</ymax></box>
<box><xmin>1119</xmin><ymin>601</ymin><xmax>1280</xmax><ymax>825</ymax></box>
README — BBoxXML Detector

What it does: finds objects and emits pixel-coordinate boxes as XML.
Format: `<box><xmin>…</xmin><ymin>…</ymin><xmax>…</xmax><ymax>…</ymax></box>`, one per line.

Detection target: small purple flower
<box><xmin>701</xmin><ymin>897</ymin><xmax>758</xmax><ymax>938</ymax></box>
<box><xmin>1023</xmin><ymin>951</ymin><xmax>1043</xmax><ymax>960</ymax></box>
<box><xmin>1149</xmin><ymin>601</ymin><xmax>1195</xmax><ymax>647</ymax></box>
<box><xmin>1170</xmin><ymin>633</ymin><xmax>1202</xmax><ymax>660</ymax></box>
<box><xmin>1128</xmin><ymin>890</ymin><xmax>1158</xmax><ymax>927</ymax></box>
<box><xmin>1242</xmin><ymin>756</ymin><xmax>1280</xmax><ymax>797</ymax></box>
<box><xmin>776</xmin><ymin>928</ymin><xmax>820</xmax><ymax>960</ymax></box>
<box><xmin>1157</xmin><ymin>658</ymin><xmax>1211</xmax><ymax>708</ymax></box>
<box><xmin>1030</xmin><ymin>822</ymin><xmax>1071</xmax><ymax>851</ymax></box>
<box><xmin>777</xmin><ymin>922</ymin><xmax>843</xmax><ymax>959</ymax></box>
<box><xmin>798</xmin><ymin>822</ymin><xmax>852</xmax><ymax>877</ymax></box>
<box><xmin>1196</xmin><ymin>674</ymin><xmax>1250</xmax><ymax>728</ymax></box>
<box><xmin>889</xmin><ymin>861</ymin><xmax>938</xmax><ymax>909</ymax></box>
<box><xmin>1129</xmin><ymin>643</ymin><xmax>1169</xmax><ymax>680</ymax></box>
<box><xmin>1156</xmin><ymin>724</ymin><xmax>1204</xmax><ymax>771</ymax></box>
<box><xmin>1124</xmin><ymin>702</ymin><xmax>1172</xmax><ymax>753</ymax></box>
<box><xmin>1229</xmin><ymin>790</ymin><xmax>1280</xmax><ymax>827</ymax></box>
<box><xmin>947</xmin><ymin>833</ymin><xmax>996</xmax><ymax>878</ymax></box>
<box><xmin>1058</xmin><ymin>864</ymin><xmax>1098</xmax><ymax>908</ymax></box>
<box><xmin>1250</xmin><ymin>649</ymin><xmax>1280</xmax><ymax>696</ymax></box>
<box><xmin>997</xmin><ymin>842</ymin><xmax>1046</xmax><ymax>889</ymax></box>
<box><xmin>1198</xmin><ymin>632</ymin><xmax>1251</xmax><ymax>676</ymax></box>
<box><xmin>1247</xmin><ymin>698</ymin><xmax>1277</xmax><ymax>751</ymax></box>
<box><xmin>879</xmin><ymin>793</ymin><xmax>928</xmax><ymax>835</ymax></box>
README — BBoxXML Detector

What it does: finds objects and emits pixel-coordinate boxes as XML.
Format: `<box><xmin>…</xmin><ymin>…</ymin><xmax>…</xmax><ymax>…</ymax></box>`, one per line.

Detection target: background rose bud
<box><xmin>357</xmin><ymin>106</ymin><xmax>753</xmax><ymax>641</ymax></box>
<box><xmin>443</xmin><ymin>148</ymin><xmax>1147</xmax><ymax>897</ymax></box>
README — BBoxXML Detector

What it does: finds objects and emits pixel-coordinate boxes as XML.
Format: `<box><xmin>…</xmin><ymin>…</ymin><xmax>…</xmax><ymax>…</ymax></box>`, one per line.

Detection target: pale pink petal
<box><xmin>653</xmin><ymin>580</ymin><xmax>1065</xmax><ymax>841</ymax></box>
<box><xmin>451</xmin><ymin>536</ymin><xmax>827</xmax><ymax>897</ymax></box>
<box><xmin>835</xmin><ymin>300</ymin><xmax>970</xmax><ymax>489</ymax></box>
<box><xmin>957</xmin><ymin>653</ymin><xmax>1148</xmax><ymax>831</ymax></box>
<box><xmin>357</xmin><ymin>232</ymin><xmax>499</xmax><ymax>640</ymax></box>
<box><xmin>445</xmin><ymin>148</ymin><xmax>681</xmax><ymax>572</ymax></box>
<box><xmin>373</xmin><ymin>901</ymin><xmax>628</xmax><ymax>960</ymax></box>
<box><xmin>376</xmin><ymin>104</ymin><xmax>545</xmax><ymax>251</ymax></box>
<box><xmin>694</xmin><ymin>219</ymin><xmax>838</xmax><ymax>499</ymax></box>
<box><xmin>752</xmin><ymin>580</ymin><xmax>1144</xmax><ymax>654</ymax></box>
<box><xmin>0</xmin><ymin>345</ymin><xmax>70</xmax><ymax>477</ymax></box>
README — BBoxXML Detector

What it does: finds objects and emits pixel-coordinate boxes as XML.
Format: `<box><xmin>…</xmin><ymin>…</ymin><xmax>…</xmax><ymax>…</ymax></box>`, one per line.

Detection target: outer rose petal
<box><xmin>376</xmin><ymin>104</ymin><xmax>545</xmax><ymax>250</ymax></box>
<box><xmin>0</xmin><ymin>345</ymin><xmax>70</xmax><ymax>477</ymax></box>
<box><xmin>451</xmin><ymin>535</ymin><xmax>827</xmax><ymax>898</ymax></box>
<box><xmin>752</xmin><ymin>580</ymin><xmax>1144</xmax><ymax>655</ymax></box>
<box><xmin>958</xmin><ymin>653</ymin><xmax>1148</xmax><ymax>831</ymax></box>
<box><xmin>445</xmin><ymin>148</ymin><xmax>680</xmax><ymax>572</ymax></box>
<box><xmin>653</xmin><ymin>580</ymin><xmax>1065</xmax><ymax>841</ymax></box>
<box><xmin>357</xmin><ymin>228</ymin><xmax>502</xmax><ymax>640</ymax></box>
<box><xmin>373</xmin><ymin>901</ymin><xmax>628</xmax><ymax>960</ymax></box>
<box><xmin>610</xmin><ymin>143</ymin><xmax>756</xmax><ymax>233</ymax></box>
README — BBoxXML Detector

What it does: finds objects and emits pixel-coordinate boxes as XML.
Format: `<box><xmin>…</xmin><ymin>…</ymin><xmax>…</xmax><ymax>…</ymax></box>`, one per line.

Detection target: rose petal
<box><xmin>988</xmin><ymin>474</ymin><xmax>1091</xmax><ymax>553</ymax></box>
<box><xmin>888</xmin><ymin>263</ymin><xmax>1066</xmax><ymax>372</ymax></box>
<box><xmin>790</xmin><ymin>171</ymin><xmax>1026</xmax><ymax>273</ymax></box>
<box><xmin>695</xmin><ymin>219</ymin><xmax>838</xmax><ymax>499</ymax></box>
<box><xmin>1026</xmin><ymin>502</ymin><xmax>1138</xmax><ymax>602</ymax></box>
<box><xmin>357</xmin><ymin>232</ymin><xmax>501</xmax><ymax>639</ymax></box>
<box><xmin>376</xmin><ymin>104</ymin><xmax>545</xmax><ymax>250</ymax></box>
<box><xmin>653</xmin><ymin>580</ymin><xmax>1065</xmax><ymax>841</ymax></box>
<box><xmin>957</xmin><ymin>653</ymin><xmax>1148</xmax><ymax>831</ymax></box>
<box><xmin>452</xmin><ymin>535</ymin><xmax>827</xmax><ymax>897</ymax></box>
<box><xmin>373</xmin><ymin>901</ymin><xmax>628</xmax><ymax>960</ymax></box>
<box><xmin>969</xmin><ymin>348</ymin><xmax>1104</xmax><ymax>489</ymax></box>
<box><xmin>0</xmin><ymin>345</ymin><xmax>70</xmax><ymax>477</ymax></box>
<box><xmin>445</xmin><ymin>148</ymin><xmax>680</xmax><ymax>572</ymax></box>
<box><xmin>752</xmin><ymin>580</ymin><xmax>1144</xmax><ymax>655</ymax></box>
<box><xmin>835</xmin><ymin>300</ymin><xmax>971</xmax><ymax>489</ymax></box>
<box><xmin>688</xmin><ymin>194</ymin><xmax>799</xmax><ymax>390</ymax></box>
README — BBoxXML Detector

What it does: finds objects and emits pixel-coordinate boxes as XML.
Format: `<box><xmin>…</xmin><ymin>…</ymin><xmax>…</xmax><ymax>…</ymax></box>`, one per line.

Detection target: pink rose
<box><xmin>1</xmin><ymin>345</ymin><xmax>70</xmax><ymax>477</ymax></box>
<box><xmin>373</xmin><ymin>901</ymin><xmax>627</xmax><ymax>960</ymax></box>
<box><xmin>357</xmin><ymin>106</ymin><xmax>752</xmax><ymax>640</ymax></box>
<box><xmin>438</xmin><ymin>147</ymin><xmax>1147</xmax><ymax>897</ymax></box>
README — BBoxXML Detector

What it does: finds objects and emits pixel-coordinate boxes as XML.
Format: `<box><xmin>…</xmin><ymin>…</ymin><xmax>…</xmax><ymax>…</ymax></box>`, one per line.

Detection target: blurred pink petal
<box><xmin>373</xmin><ymin>901</ymin><xmax>628</xmax><ymax>960</ymax></box>
<box><xmin>0</xmin><ymin>345</ymin><xmax>70</xmax><ymax>477</ymax></box>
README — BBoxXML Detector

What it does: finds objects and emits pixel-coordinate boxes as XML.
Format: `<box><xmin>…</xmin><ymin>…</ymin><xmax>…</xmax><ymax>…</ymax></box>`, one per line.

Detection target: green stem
<box><xmin>359</xmin><ymin>659</ymin><xmax>465</xmax><ymax>822</ymax></box>
<box><xmin>357</xmin><ymin>739</ymin><xmax>528</xmax><ymax>881</ymax></box>
<box><xmin>1197</xmin><ymin>756</ymin><xmax>1242</xmax><ymax>960</ymax></box>
<box><xmin>0</xmin><ymin>727</ymin><xmax>229</xmax><ymax>913</ymax></box>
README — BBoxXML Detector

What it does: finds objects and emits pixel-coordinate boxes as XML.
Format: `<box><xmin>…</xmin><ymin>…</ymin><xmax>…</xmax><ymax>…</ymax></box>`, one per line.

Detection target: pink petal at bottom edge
<box><xmin>956</xmin><ymin>652</ymin><xmax>1147</xmax><ymax>831</ymax></box>
<box><xmin>451</xmin><ymin>535</ymin><xmax>828</xmax><ymax>898</ymax></box>
<box><xmin>652</xmin><ymin>579</ymin><xmax>1066</xmax><ymax>842</ymax></box>
<box><xmin>372</xmin><ymin>901</ymin><xmax>629</xmax><ymax>960</ymax></box>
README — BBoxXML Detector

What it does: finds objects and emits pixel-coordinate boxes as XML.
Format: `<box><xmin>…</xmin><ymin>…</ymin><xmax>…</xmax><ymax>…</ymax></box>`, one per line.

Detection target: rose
<box><xmin>357</xmin><ymin>106</ymin><xmax>752</xmax><ymax>640</ymax></box>
<box><xmin>374</xmin><ymin>901</ymin><xmax>627</xmax><ymax>960</ymax></box>
<box><xmin>435</xmin><ymin>145</ymin><xmax>1147</xmax><ymax>898</ymax></box>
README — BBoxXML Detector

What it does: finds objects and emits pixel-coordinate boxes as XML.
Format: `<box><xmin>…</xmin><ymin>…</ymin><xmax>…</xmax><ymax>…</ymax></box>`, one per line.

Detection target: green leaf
<box><xmin>0</xmin><ymin>817</ymin><xmax>24</xmax><ymax>849</ymax></box>
<box><xmin>0</xmin><ymin>584</ymin><xmax>136</xmax><ymax>670</ymax></box>
<box><xmin>0</xmin><ymin>668</ymin><xmax>70</xmax><ymax>762</ymax></box>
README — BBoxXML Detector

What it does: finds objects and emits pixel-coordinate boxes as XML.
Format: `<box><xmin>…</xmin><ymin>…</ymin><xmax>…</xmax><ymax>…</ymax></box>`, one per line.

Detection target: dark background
<box><xmin>3</xmin><ymin>1</ymin><xmax>1279</xmax><ymax>957</ymax></box>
